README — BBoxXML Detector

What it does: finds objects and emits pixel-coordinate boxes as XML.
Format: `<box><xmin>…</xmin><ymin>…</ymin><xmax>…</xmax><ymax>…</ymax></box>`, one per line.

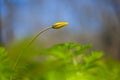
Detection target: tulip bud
<box><xmin>52</xmin><ymin>22</ymin><xmax>68</xmax><ymax>29</ymax></box>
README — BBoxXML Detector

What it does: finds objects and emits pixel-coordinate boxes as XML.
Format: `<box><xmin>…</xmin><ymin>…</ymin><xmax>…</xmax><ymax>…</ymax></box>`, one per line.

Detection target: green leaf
<box><xmin>83</xmin><ymin>51</ymin><xmax>104</xmax><ymax>64</ymax></box>
<box><xmin>0</xmin><ymin>47</ymin><xmax>10</xmax><ymax>79</ymax></box>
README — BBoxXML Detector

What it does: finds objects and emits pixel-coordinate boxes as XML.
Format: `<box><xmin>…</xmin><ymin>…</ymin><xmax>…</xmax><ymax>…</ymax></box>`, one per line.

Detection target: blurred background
<box><xmin>0</xmin><ymin>0</ymin><xmax>120</xmax><ymax>60</ymax></box>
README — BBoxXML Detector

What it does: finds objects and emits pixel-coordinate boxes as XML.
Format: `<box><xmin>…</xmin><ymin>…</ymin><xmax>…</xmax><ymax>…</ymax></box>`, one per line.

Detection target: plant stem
<box><xmin>72</xmin><ymin>55</ymin><xmax>80</xmax><ymax>75</ymax></box>
<box><xmin>10</xmin><ymin>27</ymin><xmax>52</xmax><ymax>80</ymax></box>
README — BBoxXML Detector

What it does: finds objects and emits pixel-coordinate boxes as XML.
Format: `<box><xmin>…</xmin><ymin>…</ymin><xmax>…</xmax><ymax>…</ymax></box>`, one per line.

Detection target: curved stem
<box><xmin>10</xmin><ymin>27</ymin><xmax>52</xmax><ymax>80</ymax></box>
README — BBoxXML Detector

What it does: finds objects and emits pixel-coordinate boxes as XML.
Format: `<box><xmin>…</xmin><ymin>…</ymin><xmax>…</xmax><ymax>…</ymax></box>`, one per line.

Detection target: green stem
<box><xmin>72</xmin><ymin>54</ymin><xmax>80</xmax><ymax>75</ymax></box>
<box><xmin>10</xmin><ymin>27</ymin><xmax>52</xmax><ymax>80</ymax></box>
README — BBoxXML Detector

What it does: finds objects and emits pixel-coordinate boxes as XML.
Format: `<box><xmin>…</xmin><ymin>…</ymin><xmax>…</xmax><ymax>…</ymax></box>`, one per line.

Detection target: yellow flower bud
<box><xmin>52</xmin><ymin>22</ymin><xmax>68</xmax><ymax>29</ymax></box>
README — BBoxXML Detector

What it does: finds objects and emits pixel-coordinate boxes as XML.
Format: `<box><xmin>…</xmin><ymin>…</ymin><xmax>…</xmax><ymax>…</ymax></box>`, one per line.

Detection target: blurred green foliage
<box><xmin>0</xmin><ymin>42</ymin><xmax>120</xmax><ymax>80</ymax></box>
